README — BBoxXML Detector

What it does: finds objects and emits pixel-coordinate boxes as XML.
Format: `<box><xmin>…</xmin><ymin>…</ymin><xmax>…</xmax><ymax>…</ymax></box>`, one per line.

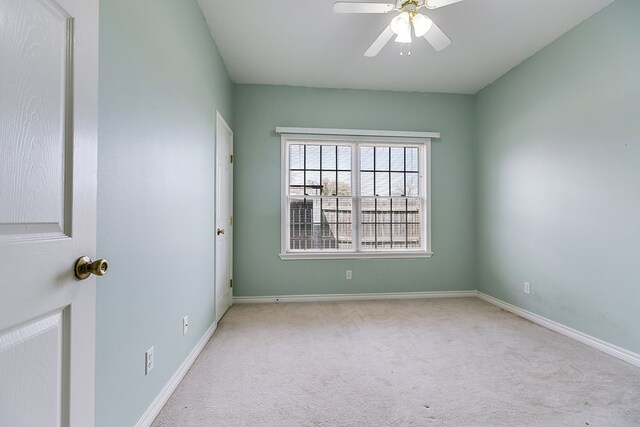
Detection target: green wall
<box><xmin>233</xmin><ymin>85</ymin><xmax>475</xmax><ymax>297</ymax></box>
<box><xmin>96</xmin><ymin>0</ymin><xmax>233</xmax><ymax>426</ymax></box>
<box><xmin>94</xmin><ymin>0</ymin><xmax>640</xmax><ymax>424</ymax></box>
<box><xmin>476</xmin><ymin>0</ymin><xmax>640</xmax><ymax>353</ymax></box>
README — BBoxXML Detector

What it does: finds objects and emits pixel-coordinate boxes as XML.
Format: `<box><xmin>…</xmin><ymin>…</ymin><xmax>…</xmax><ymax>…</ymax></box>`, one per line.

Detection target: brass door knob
<box><xmin>217</xmin><ymin>228</ymin><xmax>225</xmax><ymax>235</ymax></box>
<box><xmin>74</xmin><ymin>256</ymin><xmax>109</xmax><ymax>280</ymax></box>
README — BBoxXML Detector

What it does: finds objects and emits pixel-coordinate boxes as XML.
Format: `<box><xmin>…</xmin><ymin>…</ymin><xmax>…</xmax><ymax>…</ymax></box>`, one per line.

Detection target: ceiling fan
<box><xmin>333</xmin><ymin>0</ymin><xmax>463</xmax><ymax>57</ymax></box>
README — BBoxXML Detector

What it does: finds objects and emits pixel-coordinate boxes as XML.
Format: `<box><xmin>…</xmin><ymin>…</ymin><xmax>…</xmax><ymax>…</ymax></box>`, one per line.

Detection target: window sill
<box><xmin>279</xmin><ymin>251</ymin><xmax>433</xmax><ymax>260</ymax></box>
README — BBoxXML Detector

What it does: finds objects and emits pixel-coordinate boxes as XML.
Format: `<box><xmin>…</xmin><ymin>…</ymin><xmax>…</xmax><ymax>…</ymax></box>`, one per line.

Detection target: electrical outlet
<box><xmin>145</xmin><ymin>347</ymin><xmax>154</xmax><ymax>375</ymax></box>
<box><xmin>183</xmin><ymin>316</ymin><xmax>189</xmax><ymax>336</ymax></box>
<box><xmin>523</xmin><ymin>282</ymin><xmax>531</xmax><ymax>295</ymax></box>
<box><xmin>346</xmin><ymin>270</ymin><xmax>352</xmax><ymax>280</ymax></box>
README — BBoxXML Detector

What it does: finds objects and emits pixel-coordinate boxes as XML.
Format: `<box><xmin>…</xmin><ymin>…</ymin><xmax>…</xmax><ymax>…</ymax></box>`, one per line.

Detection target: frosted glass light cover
<box><xmin>390</xmin><ymin>12</ymin><xmax>410</xmax><ymax>34</ymax></box>
<box><xmin>395</xmin><ymin>30</ymin><xmax>411</xmax><ymax>43</ymax></box>
<box><xmin>412</xmin><ymin>13</ymin><xmax>433</xmax><ymax>37</ymax></box>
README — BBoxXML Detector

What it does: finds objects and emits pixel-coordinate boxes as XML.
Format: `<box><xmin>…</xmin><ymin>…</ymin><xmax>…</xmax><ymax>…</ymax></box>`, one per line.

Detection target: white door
<box><xmin>0</xmin><ymin>0</ymin><xmax>99</xmax><ymax>426</ymax></box>
<box><xmin>215</xmin><ymin>112</ymin><xmax>233</xmax><ymax>321</ymax></box>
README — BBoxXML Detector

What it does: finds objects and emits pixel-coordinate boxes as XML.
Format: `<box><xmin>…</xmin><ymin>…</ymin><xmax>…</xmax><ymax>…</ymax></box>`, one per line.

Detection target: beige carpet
<box><xmin>152</xmin><ymin>298</ymin><xmax>640</xmax><ymax>426</ymax></box>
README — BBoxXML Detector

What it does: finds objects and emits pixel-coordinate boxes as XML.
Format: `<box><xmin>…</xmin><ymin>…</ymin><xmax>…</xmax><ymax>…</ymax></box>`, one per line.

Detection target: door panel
<box><xmin>0</xmin><ymin>0</ymin><xmax>72</xmax><ymax>240</ymax></box>
<box><xmin>0</xmin><ymin>311</ymin><xmax>65</xmax><ymax>427</ymax></box>
<box><xmin>0</xmin><ymin>0</ymin><xmax>99</xmax><ymax>425</ymax></box>
<box><xmin>215</xmin><ymin>112</ymin><xmax>233</xmax><ymax>321</ymax></box>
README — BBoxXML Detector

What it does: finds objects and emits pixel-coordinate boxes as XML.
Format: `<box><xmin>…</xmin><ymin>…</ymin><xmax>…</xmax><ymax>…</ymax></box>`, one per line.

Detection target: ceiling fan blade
<box><xmin>425</xmin><ymin>0</ymin><xmax>464</xmax><ymax>8</ymax></box>
<box><xmin>333</xmin><ymin>2</ymin><xmax>395</xmax><ymax>13</ymax></box>
<box><xmin>422</xmin><ymin>20</ymin><xmax>451</xmax><ymax>51</ymax></box>
<box><xmin>364</xmin><ymin>24</ymin><xmax>394</xmax><ymax>57</ymax></box>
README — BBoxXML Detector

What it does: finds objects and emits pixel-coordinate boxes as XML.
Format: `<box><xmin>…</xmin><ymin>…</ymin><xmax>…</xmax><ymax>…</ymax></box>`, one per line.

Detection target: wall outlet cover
<box><xmin>524</xmin><ymin>282</ymin><xmax>531</xmax><ymax>295</ymax></box>
<box><xmin>183</xmin><ymin>316</ymin><xmax>189</xmax><ymax>335</ymax></box>
<box><xmin>346</xmin><ymin>270</ymin><xmax>352</xmax><ymax>280</ymax></box>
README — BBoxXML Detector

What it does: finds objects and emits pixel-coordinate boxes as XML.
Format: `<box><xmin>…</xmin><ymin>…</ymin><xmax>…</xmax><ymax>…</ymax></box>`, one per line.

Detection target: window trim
<box><xmin>279</xmin><ymin>131</ymin><xmax>434</xmax><ymax>260</ymax></box>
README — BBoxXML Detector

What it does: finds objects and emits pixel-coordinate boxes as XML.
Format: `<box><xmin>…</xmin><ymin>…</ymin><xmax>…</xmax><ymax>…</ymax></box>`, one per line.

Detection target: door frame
<box><xmin>215</xmin><ymin>110</ymin><xmax>233</xmax><ymax>320</ymax></box>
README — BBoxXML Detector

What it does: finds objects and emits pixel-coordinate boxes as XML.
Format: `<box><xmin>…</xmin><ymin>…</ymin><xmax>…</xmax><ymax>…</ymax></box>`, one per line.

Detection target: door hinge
<box><xmin>229</xmin><ymin>279</ymin><xmax>233</xmax><ymax>288</ymax></box>
<box><xmin>230</xmin><ymin>154</ymin><xmax>233</xmax><ymax>163</ymax></box>
<box><xmin>230</xmin><ymin>216</ymin><xmax>233</xmax><ymax>225</ymax></box>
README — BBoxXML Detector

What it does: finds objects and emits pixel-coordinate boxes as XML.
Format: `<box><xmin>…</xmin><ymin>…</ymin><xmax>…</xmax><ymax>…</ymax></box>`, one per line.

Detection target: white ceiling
<box><xmin>197</xmin><ymin>0</ymin><xmax>613</xmax><ymax>94</ymax></box>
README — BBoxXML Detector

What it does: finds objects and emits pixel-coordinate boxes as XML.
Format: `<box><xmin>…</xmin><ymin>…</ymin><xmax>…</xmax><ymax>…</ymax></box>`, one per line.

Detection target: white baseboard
<box><xmin>233</xmin><ymin>290</ymin><xmax>477</xmax><ymax>304</ymax></box>
<box><xmin>135</xmin><ymin>322</ymin><xmax>217</xmax><ymax>427</ymax></box>
<box><xmin>477</xmin><ymin>292</ymin><xmax>640</xmax><ymax>368</ymax></box>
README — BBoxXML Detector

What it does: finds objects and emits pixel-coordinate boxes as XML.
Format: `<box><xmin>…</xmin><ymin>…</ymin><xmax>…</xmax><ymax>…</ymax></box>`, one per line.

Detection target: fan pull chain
<box><xmin>399</xmin><ymin>43</ymin><xmax>412</xmax><ymax>56</ymax></box>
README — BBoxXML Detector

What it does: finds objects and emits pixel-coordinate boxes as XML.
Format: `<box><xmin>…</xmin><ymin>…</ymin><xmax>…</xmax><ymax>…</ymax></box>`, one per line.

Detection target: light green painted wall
<box><xmin>476</xmin><ymin>0</ymin><xmax>640</xmax><ymax>353</ymax></box>
<box><xmin>93</xmin><ymin>0</ymin><xmax>640</xmax><ymax>424</ymax></box>
<box><xmin>96</xmin><ymin>0</ymin><xmax>233</xmax><ymax>426</ymax></box>
<box><xmin>233</xmin><ymin>85</ymin><xmax>475</xmax><ymax>297</ymax></box>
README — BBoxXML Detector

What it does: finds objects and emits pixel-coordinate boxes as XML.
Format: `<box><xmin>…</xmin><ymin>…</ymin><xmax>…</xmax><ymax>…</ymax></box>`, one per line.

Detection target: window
<box><xmin>279</xmin><ymin>128</ymin><xmax>435</xmax><ymax>259</ymax></box>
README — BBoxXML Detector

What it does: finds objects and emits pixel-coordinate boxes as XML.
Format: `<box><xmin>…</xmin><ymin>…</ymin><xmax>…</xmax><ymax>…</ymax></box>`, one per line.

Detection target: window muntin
<box><xmin>282</xmin><ymin>136</ymin><xmax>430</xmax><ymax>258</ymax></box>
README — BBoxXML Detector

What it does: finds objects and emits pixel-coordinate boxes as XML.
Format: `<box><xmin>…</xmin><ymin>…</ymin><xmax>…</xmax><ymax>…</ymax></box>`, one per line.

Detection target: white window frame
<box><xmin>278</xmin><ymin>128</ymin><xmax>438</xmax><ymax>260</ymax></box>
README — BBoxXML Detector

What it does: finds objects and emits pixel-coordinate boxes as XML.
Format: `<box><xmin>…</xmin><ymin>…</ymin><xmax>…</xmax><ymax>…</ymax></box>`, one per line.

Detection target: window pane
<box><xmin>337</xmin><ymin>146</ymin><xmax>351</xmax><ymax>170</ymax></box>
<box><xmin>392</xmin><ymin>224</ymin><xmax>407</xmax><ymax>249</ymax></box>
<box><xmin>322</xmin><ymin>221</ymin><xmax>335</xmax><ymax>237</ymax></box>
<box><xmin>406</xmin><ymin>173</ymin><xmax>419</xmax><ymax>196</ymax></box>
<box><xmin>376</xmin><ymin>198</ymin><xmax>390</xmax><ymax>223</ymax></box>
<box><xmin>390</xmin><ymin>147</ymin><xmax>404</xmax><ymax>171</ymax></box>
<box><xmin>361</xmin><ymin>198</ymin><xmax>382</xmax><ymax>248</ymax></box>
<box><xmin>321</xmin><ymin>171</ymin><xmax>336</xmax><ymax>196</ymax></box>
<box><xmin>289</xmin><ymin>144</ymin><xmax>304</xmax><ymax>169</ymax></box>
<box><xmin>338</xmin><ymin>198</ymin><xmax>352</xmax><ymax>223</ymax></box>
<box><xmin>407</xmin><ymin>199</ymin><xmax>421</xmax><ymax>223</ymax></box>
<box><xmin>337</xmin><ymin>171</ymin><xmax>351</xmax><ymax>196</ymax></box>
<box><xmin>392</xmin><ymin>199</ymin><xmax>407</xmax><ymax>223</ymax></box>
<box><xmin>360</xmin><ymin>147</ymin><xmax>374</xmax><ymax>170</ymax></box>
<box><xmin>305</xmin><ymin>171</ymin><xmax>320</xmax><ymax>195</ymax></box>
<box><xmin>375</xmin><ymin>147</ymin><xmax>389</xmax><ymax>171</ymax></box>
<box><xmin>360</xmin><ymin>221</ymin><xmax>376</xmax><ymax>248</ymax></box>
<box><xmin>306</xmin><ymin>145</ymin><xmax>320</xmax><ymax>169</ymax></box>
<box><xmin>392</xmin><ymin>198</ymin><xmax>408</xmax><ymax>249</ymax></box>
<box><xmin>407</xmin><ymin>222</ymin><xmax>422</xmax><ymax>249</ymax></box>
<box><xmin>290</xmin><ymin>171</ymin><xmax>304</xmax><ymax>186</ymax></box>
<box><xmin>289</xmin><ymin>171</ymin><xmax>304</xmax><ymax>195</ymax></box>
<box><xmin>321</xmin><ymin>198</ymin><xmax>337</xmax><ymax>223</ymax></box>
<box><xmin>391</xmin><ymin>172</ymin><xmax>405</xmax><ymax>196</ymax></box>
<box><xmin>406</xmin><ymin>147</ymin><xmax>418</xmax><ymax>171</ymax></box>
<box><xmin>360</xmin><ymin>172</ymin><xmax>374</xmax><ymax>196</ymax></box>
<box><xmin>361</xmin><ymin>198</ymin><xmax>376</xmax><ymax>223</ymax></box>
<box><xmin>337</xmin><ymin>199</ymin><xmax>353</xmax><ymax>249</ymax></box>
<box><xmin>377</xmin><ymin>224</ymin><xmax>392</xmax><ymax>248</ymax></box>
<box><xmin>337</xmin><ymin>223</ymin><xmax>352</xmax><ymax>249</ymax></box>
<box><xmin>322</xmin><ymin>145</ymin><xmax>336</xmax><ymax>170</ymax></box>
<box><xmin>375</xmin><ymin>172</ymin><xmax>390</xmax><ymax>196</ymax></box>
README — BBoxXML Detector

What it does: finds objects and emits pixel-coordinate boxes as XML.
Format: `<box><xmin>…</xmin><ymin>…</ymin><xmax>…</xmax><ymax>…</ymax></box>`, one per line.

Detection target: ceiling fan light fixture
<box><xmin>394</xmin><ymin>30</ymin><xmax>412</xmax><ymax>44</ymax></box>
<box><xmin>390</xmin><ymin>11</ymin><xmax>410</xmax><ymax>34</ymax></box>
<box><xmin>332</xmin><ymin>0</ymin><xmax>456</xmax><ymax>57</ymax></box>
<box><xmin>412</xmin><ymin>13</ymin><xmax>433</xmax><ymax>37</ymax></box>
